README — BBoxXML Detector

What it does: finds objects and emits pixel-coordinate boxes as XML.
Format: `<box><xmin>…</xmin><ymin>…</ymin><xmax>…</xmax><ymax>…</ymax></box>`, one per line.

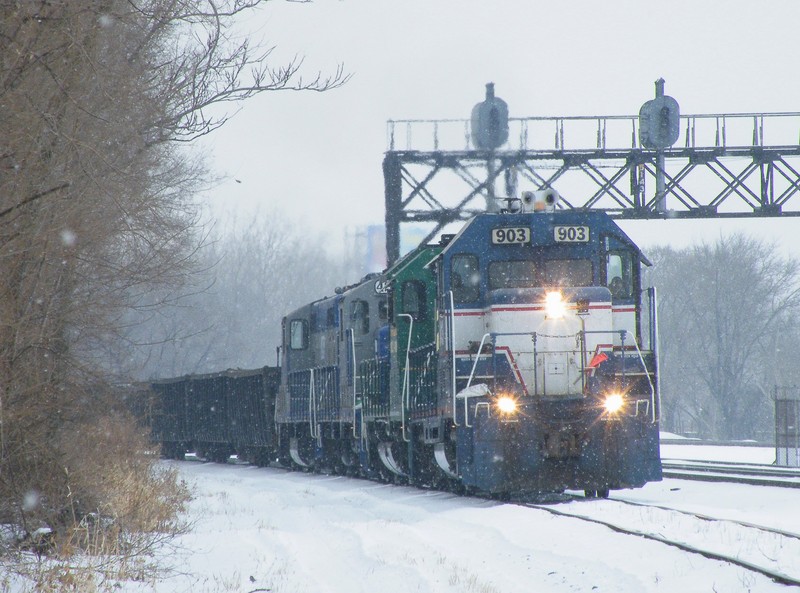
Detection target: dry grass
<box><xmin>1</xmin><ymin>412</ymin><xmax>193</xmax><ymax>593</ymax></box>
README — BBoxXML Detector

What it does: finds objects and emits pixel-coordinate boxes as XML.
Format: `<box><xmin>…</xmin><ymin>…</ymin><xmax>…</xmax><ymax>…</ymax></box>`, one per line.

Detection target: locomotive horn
<box><xmin>521</xmin><ymin>188</ymin><xmax>560</xmax><ymax>212</ymax></box>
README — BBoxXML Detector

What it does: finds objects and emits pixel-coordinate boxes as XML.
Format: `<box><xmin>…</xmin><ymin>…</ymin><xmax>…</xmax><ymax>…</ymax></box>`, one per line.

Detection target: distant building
<box><xmin>364</xmin><ymin>225</ymin><xmax>386</xmax><ymax>274</ymax></box>
<box><xmin>400</xmin><ymin>226</ymin><xmax>432</xmax><ymax>257</ymax></box>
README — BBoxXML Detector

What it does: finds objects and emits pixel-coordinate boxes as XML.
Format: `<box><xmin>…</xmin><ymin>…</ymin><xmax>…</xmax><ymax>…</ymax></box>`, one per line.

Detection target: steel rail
<box><xmin>606</xmin><ymin>496</ymin><xmax>800</xmax><ymax>542</ymax></box>
<box><xmin>663</xmin><ymin>458</ymin><xmax>800</xmax><ymax>476</ymax></box>
<box><xmin>661</xmin><ymin>459</ymin><xmax>800</xmax><ymax>488</ymax></box>
<box><xmin>521</xmin><ymin>501</ymin><xmax>800</xmax><ymax>587</ymax></box>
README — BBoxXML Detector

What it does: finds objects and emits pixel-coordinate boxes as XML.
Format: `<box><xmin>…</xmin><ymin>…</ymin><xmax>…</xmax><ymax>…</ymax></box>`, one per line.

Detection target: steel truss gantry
<box><xmin>383</xmin><ymin>112</ymin><xmax>800</xmax><ymax>264</ymax></box>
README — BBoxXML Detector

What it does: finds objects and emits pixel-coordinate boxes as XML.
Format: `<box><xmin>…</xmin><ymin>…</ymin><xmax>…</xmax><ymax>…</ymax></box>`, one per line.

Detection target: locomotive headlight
<box><xmin>544</xmin><ymin>291</ymin><xmax>566</xmax><ymax>318</ymax></box>
<box><xmin>496</xmin><ymin>395</ymin><xmax>518</xmax><ymax>415</ymax></box>
<box><xmin>603</xmin><ymin>393</ymin><xmax>625</xmax><ymax>414</ymax></box>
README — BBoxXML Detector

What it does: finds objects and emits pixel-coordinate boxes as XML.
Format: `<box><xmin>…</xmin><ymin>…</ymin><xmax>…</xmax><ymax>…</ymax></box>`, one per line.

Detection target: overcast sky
<box><xmin>198</xmin><ymin>0</ymin><xmax>800</xmax><ymax>257</ymax></box>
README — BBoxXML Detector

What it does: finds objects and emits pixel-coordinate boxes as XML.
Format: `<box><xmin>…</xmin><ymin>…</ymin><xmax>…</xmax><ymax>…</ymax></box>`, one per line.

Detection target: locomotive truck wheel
<box><xmin>584</xmin><ymin>489</ymin><xmax>609</xmax><ymax>499</ymax></box>
<box><xmin>446</xmin><ymin>479</ymin><xmax>468</xmax><ymax>495</ymax></box>
<box><xmin>254</xmin><ymin>448</ymin><xmax>273</xmax><ymax>467</ymax></box>
<box><xmin>211</xmin><ymin>448</ymin><xmax>230</xmax><ymax>464</ymax></box>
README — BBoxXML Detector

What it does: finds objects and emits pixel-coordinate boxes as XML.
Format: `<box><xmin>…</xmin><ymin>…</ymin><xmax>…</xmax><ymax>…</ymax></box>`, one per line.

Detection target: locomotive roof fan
<box><xmin>521</xmin><ymin>188</ymin><xmax>561</xmax><ymax>213</ymax></box>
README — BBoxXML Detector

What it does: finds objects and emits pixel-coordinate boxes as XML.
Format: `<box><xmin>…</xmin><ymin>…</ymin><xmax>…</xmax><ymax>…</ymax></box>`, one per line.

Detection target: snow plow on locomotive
<box><xmin>151</xmin><ymin>190</ymin><xmax>662</xmax><ymax>498</ymax></box>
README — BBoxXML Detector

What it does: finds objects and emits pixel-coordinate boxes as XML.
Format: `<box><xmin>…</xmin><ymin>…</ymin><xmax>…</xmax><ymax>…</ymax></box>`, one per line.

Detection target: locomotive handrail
<box><xmin>308</xmin><ymin>368</ymin><xmax>318</xmax><ymax>439</ymax></box>
<box><xmin>455</xmin><ymin>383</ymin><xmax>491</xmax><ymax>429</ymax></box>
<box><xmin>449</xmin><ymin>291</ymin><xmax>459</xmax><ymax>427</ymax></box>
<box><xmin>458</xmin><ymin>328</ymin><xmax>656</xmax><ymax>422</ymax></box>
<box><xmin>348</xmin><ymin>329</ymin><xmax>362</xmax><ymax>440</ymax></box>
<box><xmin>465</xmin><ymin>333</ymin><xmax>492</xmax><ymax>390</ymax></box>
<box><xmin>405</xmin><ymin>342</ymin><xmax>438</xmax><ymax>421</ymax></box>
<box><xmin>350</xmin><ymin>328</ymin><xmax>356</xmax><ymax>408</ymax></box>
<box><xmin>464</xmin><ymin>332</ymin><xmax>492</xmax><ymax>428</ymax></box>
<box><xmin>399</xmin><ymin>314</ymin><xmax>414</xmax><ymax>442</ymax></box>
<box><xmin>632</xmin><ymin>338</ymin><xmax>657</xmax><ymax>424</ymax></box>
<box><xmin>583</xmin><ymin>329</ymin><xmax>657</xmax><ymax>424</ymax></box>
<box><xmin>650</xmin><ymin>287</ymin><xmax>663</xmax><ymax>425</ymax></box>
<box><xmin>474</xmin><ymin>402</ymin><xmax>491</xmax><ymax>423</ymax></box>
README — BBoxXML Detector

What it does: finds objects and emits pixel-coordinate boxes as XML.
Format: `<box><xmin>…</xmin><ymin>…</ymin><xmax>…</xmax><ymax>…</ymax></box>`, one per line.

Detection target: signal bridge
<box><xmin>383</xmin><ymin>101</ymin><xmax>800</xmax><ymax>264</ymax></box>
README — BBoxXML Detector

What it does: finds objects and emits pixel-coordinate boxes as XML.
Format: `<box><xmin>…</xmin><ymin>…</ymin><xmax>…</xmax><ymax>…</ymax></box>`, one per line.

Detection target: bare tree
<box><xmin>120</xmin><ymin>212</ymin><xmax>361</xmax><ymax>378</ymax></box>
<box><xmin>647</xmin><ymin>235</ymin><xmax>800</xmax><ymax>440</ymax></box>
<box><xmin>0</xmin><ymin>0</ymin><xmax>347</xmax><ymax>554</ymax></box>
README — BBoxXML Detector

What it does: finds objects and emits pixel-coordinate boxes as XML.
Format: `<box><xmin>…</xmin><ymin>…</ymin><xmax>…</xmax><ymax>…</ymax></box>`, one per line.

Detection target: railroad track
<box><xmin>198</xmin><ymin>454</ymin><xmax>800</xmax><ymax>585</ymax></box>
<box><xmin>662</xmin><ymin>458</ymin><xmax>800</xmax><ymax>488</ymax></box>
<box><xmin>520</xmin><ymin>496</ymin><xmax>800</xmax><ymax>587</ymax></box>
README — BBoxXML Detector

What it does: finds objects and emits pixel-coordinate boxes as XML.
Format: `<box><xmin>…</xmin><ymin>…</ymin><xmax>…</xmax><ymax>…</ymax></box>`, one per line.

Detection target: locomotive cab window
<box><xmin>351</xmin><ymin>300</ymin><xmax>370</xmax><ymax>335</ymax></box>
<box><xmin>451</xmin><ymin>254</ymin><xmax>480</xmax><ymax>304</ymax></box>
<box><xmin>312</xmin><ymin>303</ymin><xmax>337</xmax><ymax>332</ymax></box>
<box><xmin>543</xmin><ymin>259</ymin><xmax>592</xmax><ymax>288</ymax></box>
<box><xmin>378</xmin><ymin>298</ymin><xmax>389</xmax><ymax>321</ymax></box>
<box><xmin>289</xmin><ymin>319</ymin><xmax>308</xmax><ymax>350</ymax></box>
<box><xmin>606</xmin><ymin>252</ymin><xmax>633</xmax><ymax>299</ymax></box>
<box><xmin>402</xmin><ymin>280</ymin><xmax>427</xmax><ymax>321</ymax></box>
<box><xmin>488</xmin><ymin>260</ymin><xmax>537</xmax><ymax>289</ymax></box>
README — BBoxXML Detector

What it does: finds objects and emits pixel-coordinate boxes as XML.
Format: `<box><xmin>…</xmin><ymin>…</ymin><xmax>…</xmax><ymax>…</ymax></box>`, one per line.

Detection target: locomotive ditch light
<box><xmin>603</xmin><ymin>393</ymin><xmax>625</xmax><ymax>414</ymax></box>
<box><xmin>495</xmin><ymin>395</ymin><xmax>518</xmax><ymax>415</ymax></box>
<box><xmin>544</xmin><ymin>291</ymin><xmax>566</xmax><ymax>318</ymax></box>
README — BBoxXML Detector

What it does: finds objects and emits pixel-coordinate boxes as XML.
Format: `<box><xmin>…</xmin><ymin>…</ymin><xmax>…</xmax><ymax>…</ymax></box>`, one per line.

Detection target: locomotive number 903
<box><xmin>554</xmin><ymin>225</ymin><xmax>589</xmax><ymax>242</ymax></box>
<box><xmin>491</xmin><ymin>227</ymin><xmax>531</xmax><ymax>244</ymax></box>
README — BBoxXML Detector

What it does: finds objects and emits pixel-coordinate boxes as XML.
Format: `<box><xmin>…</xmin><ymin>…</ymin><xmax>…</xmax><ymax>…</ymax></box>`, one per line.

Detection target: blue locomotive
<box><xmin>152</xmin><ymin>190</ymin><xmax>662</xmax><ymax>498</ymax></box>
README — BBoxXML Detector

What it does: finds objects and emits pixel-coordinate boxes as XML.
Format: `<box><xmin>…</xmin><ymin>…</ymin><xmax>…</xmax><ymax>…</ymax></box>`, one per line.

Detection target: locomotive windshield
<box><xmin>543</xmin><ymin>259</ymin><xmax>593</xmax><ymax>287</ymax></box>
<box><xmin>488</xmin><ymin>261</ymin><xmax>536</xmax><ymax>289</ymax></box>
<box><xmin>487</xmin><ymin>258</ymin><xmax>593</xmax><ymax>290</ymax></box>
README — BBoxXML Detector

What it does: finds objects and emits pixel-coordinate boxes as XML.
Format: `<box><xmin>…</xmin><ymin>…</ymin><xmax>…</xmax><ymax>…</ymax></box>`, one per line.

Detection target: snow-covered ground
<box><xmin>102</xmin><ymin>442</ymin><xmax>798</xmax><ymax>593</ymax></box>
